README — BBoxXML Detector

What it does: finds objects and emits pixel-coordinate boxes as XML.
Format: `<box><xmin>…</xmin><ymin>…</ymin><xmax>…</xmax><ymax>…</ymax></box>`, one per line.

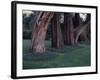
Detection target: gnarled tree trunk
<box><xmin>74</xmin><ymin>14</ymin><xmax>90</xmax><ymax>44</ymax></box>
<box><xmin>74</xmin><ymin>21</ymin><xmax>90</xmax><ymax>44</ymax></box>
<box><xmin>31</xmin><ymin>12</ymin><xmax>54</xmax><ymax>53</ymax></box>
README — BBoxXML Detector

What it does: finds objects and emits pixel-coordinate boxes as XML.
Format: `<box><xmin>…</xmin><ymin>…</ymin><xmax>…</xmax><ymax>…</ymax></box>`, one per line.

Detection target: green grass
<box><xmin>23</xmin><ymin>40</ymin><xmax>90</xmax><ymax>69</ymax></box>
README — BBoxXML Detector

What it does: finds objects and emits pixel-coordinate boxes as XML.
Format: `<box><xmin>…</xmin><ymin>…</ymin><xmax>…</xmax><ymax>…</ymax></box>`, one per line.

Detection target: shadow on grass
<box><xmin>23</xmin><ymin>40</ymin><xmax>91</xmax><ymax>69</ymax></box>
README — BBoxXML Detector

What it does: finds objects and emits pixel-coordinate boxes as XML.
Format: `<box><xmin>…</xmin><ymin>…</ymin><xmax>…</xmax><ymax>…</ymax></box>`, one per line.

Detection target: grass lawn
<box><xmin>23</xmin><ymin>40</ymin><xmax>90</xmax><ymax>69</ymax></box>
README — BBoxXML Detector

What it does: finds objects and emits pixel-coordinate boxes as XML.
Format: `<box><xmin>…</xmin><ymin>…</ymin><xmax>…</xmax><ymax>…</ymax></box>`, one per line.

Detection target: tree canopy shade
<box><xmin>23</xmin><ymin>11</ymin><xmax>90</xmax><ymax>53</ymax></box>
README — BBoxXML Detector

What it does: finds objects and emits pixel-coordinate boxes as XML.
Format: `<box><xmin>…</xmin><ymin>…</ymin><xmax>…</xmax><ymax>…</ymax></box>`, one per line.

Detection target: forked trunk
<box><xmin>74</xmin><ymin>21</ymin><xmax>90</xmax><ymax>44</ymax></box>
<box><xmin>74</xmin><ymin>14</ymin><xmax>90</xmax><ymax>44</ymax></box>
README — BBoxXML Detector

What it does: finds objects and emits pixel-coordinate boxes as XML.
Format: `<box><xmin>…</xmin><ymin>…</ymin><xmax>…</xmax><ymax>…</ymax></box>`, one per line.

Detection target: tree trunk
<box><xmin>51</xmin><ymin>13</ymin><xmax>64</xmax><ymax>48</ymax></box>
<box><xmin>73</xmin><ymin>14</ymin><xmax>90</xmax><ymax>44</ymax></box>
<box><xmin>73</xmin><ymin>13</ymin><xmax>86</xmax><ymax>42</ymax></box>
<box><xmin>64</xmin><ymin>13</ymin><xmax>75</xmax><ymax>45</ymax></box>
<box><xmin>31</xmin><ymin>12</ymin><xmax>54</xmax><ymax>53</ymax></box>
<box><xmin>74</xmin><ymin>21</ymin><xmax>90</xmax><ymax>44</ymax></box>
<box><xmin>86</xmin><ymin>14</ymin><xmax>91</xmax><ymax>42</ymax></box>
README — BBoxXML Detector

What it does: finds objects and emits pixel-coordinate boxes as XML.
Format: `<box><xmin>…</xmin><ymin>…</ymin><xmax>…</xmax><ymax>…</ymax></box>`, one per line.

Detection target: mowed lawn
<box><xmin>23</xmin><ymin>40</ymin><xmax>90</xmax><ymax>69</ymax></box>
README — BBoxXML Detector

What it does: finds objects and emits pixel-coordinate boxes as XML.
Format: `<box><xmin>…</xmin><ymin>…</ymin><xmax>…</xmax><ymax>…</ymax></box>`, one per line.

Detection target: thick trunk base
<box><xmin>31</xmin><ymin>12</ymin><xmax>54</xmax><ymax>53</ymax></box>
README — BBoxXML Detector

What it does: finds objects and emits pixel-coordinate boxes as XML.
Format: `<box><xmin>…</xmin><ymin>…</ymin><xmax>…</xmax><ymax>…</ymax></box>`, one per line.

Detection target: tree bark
<box><xmin>73</xmin><ymin>13</ymin><xmax>86</xmax><ymax>42</ymax></box>
<box><xmin>64</xmin><ymin>13</ymin><xmax>75</xmax><ymax>45</ymax></box>
<box><xmin>74</xmin><ymin>21</ymin><xmax>90</xmax><ymax>44</ymax></box>
<box><xmin>31</xmin><ymin>12</ymin><xmax>54</xmax><ymax>53</ymax></box>
<box><xmin>86</xmin><ymin>14</ymin><xmax>91</xmax><ymax>41</ymax></box>
<box><xmin>73</xmin><ymin>14</ymin><xmax>90</xmax><ymax>44</ymax></box>
<box><xmin>51</xmin><ymin>13</ymin><xmax>64</xmax><ymax>48</ymax></box>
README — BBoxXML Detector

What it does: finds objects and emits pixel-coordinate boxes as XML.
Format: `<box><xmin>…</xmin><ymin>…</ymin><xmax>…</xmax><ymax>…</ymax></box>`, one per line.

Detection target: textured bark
<box><xmin>64</xmin><ymin>13</ymin><xmax>75</xmax><ymax>45</ymax></box>
<box><xmin>31</xmin><ymin>12</ymin><xmax>54</xmax><ymax>53</ymax></box>
<box><xmin>73</xmin><ymin>14</ymin><xmax>90</xmax><ymax>44</ymax></box>
<box><xmin>74</xmin><ymin>21</ymin><xmax>90</xmax><ymax>44</ymax></box>
<box><xmin>51</xmin><ymin>13</ymin><xmax>64</xmax><ymax>48</ymax></box>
